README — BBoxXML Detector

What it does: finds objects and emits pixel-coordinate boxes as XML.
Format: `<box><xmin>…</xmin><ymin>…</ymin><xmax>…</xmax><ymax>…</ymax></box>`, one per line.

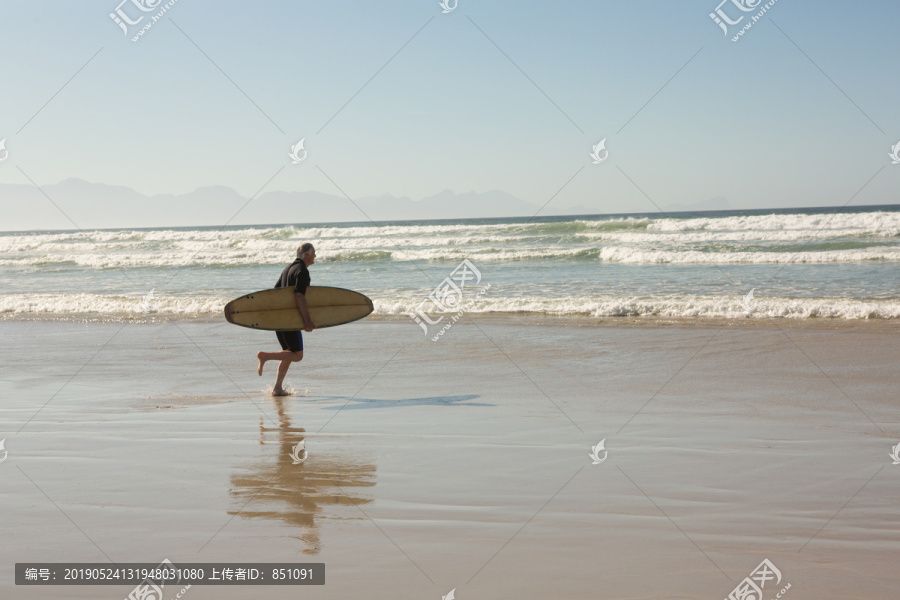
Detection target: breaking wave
<box><xmin>2</xmin><ymin>293</ymin><xmax>897</xmax><ymax>321</ymax></box>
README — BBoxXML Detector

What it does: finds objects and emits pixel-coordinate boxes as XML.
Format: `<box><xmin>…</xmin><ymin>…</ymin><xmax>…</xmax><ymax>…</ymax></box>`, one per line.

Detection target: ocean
<box><xmin>3</xmin><ymin>205</ymin><xmax>899</xmax><ymax>321</ymax></box>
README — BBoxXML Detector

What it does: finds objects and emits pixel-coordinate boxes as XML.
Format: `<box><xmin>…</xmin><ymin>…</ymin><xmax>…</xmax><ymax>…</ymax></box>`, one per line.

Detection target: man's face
<box><xmin>306</xmin><ymin>248</ymin><xmax>316</xmax><ymax>265</ymax></box>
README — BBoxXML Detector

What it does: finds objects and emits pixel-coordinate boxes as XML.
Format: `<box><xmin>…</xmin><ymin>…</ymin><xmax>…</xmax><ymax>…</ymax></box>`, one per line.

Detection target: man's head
<box><xmin>297</xmin><ymin>242</ymin><xmax>316</xmax><ymax>266</ymax></box>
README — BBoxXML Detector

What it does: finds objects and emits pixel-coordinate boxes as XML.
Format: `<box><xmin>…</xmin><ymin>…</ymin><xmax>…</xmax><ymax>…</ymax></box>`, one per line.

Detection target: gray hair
<box><xmin>296</xmin><ymin>242</ymin><xmax>315</xmax><ymax>258</ymax></box>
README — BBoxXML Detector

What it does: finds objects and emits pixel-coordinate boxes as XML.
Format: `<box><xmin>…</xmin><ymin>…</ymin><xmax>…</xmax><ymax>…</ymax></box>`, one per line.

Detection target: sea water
<box><xmin>2</xmin><ymin>205</ymin><xmax>899</xmax><ymax>320</ymax></box>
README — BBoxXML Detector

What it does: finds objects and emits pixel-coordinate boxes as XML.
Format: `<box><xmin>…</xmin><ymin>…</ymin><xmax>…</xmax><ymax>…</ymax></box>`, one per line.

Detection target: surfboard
<box><xmin>223</xmin><ymin>286</ymin><xmax>374</xmax><ymax>331</ymax></box>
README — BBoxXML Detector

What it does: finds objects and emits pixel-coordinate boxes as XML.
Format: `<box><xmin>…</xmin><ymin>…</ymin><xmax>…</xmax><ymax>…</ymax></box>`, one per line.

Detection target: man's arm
<box><xmin>295</xmin><ymin>292</ymin><xmax>315</xmax><ymax>332</ymax></box>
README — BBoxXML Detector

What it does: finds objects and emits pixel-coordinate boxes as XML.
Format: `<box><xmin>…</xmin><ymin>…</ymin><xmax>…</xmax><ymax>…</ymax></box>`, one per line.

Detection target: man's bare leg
<box><xmin>258</xmin><ymin>350</ymin><xmax>301</xmax><ymax>376</ymax></box>
<box><xmin>256</xmin><ymin>350</ymin><xmax>302</xmax><ymax>395</ymax></box>
<box><xmin>273</xmin><ymin>359</ymin><xmax>293</xmax><ymax>396</ymax></box>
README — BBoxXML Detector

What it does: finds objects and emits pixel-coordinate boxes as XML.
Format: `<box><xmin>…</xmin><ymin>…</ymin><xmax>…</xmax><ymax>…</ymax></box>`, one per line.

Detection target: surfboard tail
<box><xmin>223</xmin><ymin>302</ymin><xmax>235</xmax><ymax>324</ymax></box>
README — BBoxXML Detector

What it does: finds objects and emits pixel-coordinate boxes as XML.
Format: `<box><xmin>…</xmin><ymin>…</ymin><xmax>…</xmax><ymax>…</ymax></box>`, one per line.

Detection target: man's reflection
<box><xmin>229</xmin><ymin>397</ymin><xmax>376</xmax><ymax>554</ymax></box>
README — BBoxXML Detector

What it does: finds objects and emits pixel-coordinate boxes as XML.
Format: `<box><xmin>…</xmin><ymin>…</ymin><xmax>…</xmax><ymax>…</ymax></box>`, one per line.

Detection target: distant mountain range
<box><xmin>0</xmin><ymin>178</ymin><xmax>734</xmax><ymax>231</ymax></box>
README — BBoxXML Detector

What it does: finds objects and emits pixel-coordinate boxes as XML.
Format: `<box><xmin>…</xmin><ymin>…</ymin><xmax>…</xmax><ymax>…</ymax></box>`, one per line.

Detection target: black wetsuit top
<box><xmin>275</xmin><ymin>259</ymin><xmax>310</xmax><ymax>294</ymax></box>
<box><xmin>273</xmin><ymin>260</ymin><xmax>311</xmax><ymax>348</ymax></box>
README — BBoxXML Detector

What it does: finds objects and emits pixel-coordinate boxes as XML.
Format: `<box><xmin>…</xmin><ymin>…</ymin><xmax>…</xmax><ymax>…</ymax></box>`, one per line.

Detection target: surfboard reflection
<box><xmin>227</xmin><ymin>397</ymin><xmax>376</xmax><ymax>554</ymax></box>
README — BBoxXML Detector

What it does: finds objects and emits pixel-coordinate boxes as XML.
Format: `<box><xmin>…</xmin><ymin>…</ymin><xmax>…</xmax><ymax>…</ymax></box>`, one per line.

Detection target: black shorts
<box><xmin>276</xmin><ymin>330</ymin><xmax>303</xmax><ymax>353</ymax></box>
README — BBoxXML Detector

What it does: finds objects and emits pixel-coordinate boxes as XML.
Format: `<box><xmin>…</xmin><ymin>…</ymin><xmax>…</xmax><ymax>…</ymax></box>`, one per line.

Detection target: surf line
<box><xmin>431</xmin><ymin>283</ymin><xmax>492</xmax><ymax>342</ymax></box>
<box><xmin>730</xmin><ymin>0</ymin><xmax>779</xmax><ymax>42</ymax></box>
<box><xmin>131</xmin><ymin>0</ymin><xmax>181</xmax><ymax>42</ymax></box>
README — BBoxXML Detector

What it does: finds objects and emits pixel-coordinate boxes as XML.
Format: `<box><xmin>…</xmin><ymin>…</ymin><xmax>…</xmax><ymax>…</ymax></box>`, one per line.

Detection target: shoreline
<box><xmin>2</xmin><ymin>311</ymin><xmax>899</xmax><ymax>332</ymax></box>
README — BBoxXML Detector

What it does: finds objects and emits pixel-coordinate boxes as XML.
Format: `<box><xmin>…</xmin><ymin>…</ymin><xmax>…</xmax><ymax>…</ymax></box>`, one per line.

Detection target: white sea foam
<box><xmin>2</xmin><ymin>293</ymin><xmax>897</xmax><ymax>320</ymax></box>
<box><xmin>2</xmin><ymin>210</ymin><xmax>897</xmax><ymax>245</ymax></box>
<box><xmin>2</xmin><ymin>211</ymin><xmax>897</xmax><ymax>269</ymax></box>
<box><xmin>594</xmin><ymin>246</ymin><xmax>900</xmax><ymax>264</ymax></box>
<box><xmin>379</xmin><ymin>294</ymin><xmax>900</xmax><ymax>320</ymax></box>
<box><xmin>648</xmin><ymin>211</ymin><xmax>900</xmax><ymax>236</ymax></box>
<box><xmin>3</xmin><ymin>243</ymin><xmax>897</xmax><ymax>268</ymax></box>
<box><xmin>0</xmin><ymin>293</ymin><xmax>230</xmax><ymax>316</ymax></box>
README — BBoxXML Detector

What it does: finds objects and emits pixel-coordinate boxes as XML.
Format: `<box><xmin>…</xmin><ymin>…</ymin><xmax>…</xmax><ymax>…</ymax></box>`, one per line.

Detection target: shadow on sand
<box><xmin>316</xmin><ymin>393</ymin><xmax>490</xmax><ymax>410</ymax></box>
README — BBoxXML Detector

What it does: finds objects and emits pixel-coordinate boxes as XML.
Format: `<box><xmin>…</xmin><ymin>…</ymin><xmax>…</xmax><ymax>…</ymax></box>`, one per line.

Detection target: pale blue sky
<box><xmin>1</xmin><ymin>0</ymin><xmax>898</xmax><ymax>226</ymax></box>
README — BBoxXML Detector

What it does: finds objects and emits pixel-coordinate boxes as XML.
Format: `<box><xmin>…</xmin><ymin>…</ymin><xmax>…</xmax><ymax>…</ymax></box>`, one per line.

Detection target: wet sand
<box><xmin>1</xmin><ymin>318</ymin><xmax>898</xmax><ymax>599</ymax></box>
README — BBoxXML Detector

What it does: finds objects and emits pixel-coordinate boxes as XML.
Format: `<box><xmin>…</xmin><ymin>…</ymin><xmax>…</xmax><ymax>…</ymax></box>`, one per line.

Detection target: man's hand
<box><xmin>304</xmin><ymin>320</ymin><xmax>316</xmax><ymax>333</ymax></box>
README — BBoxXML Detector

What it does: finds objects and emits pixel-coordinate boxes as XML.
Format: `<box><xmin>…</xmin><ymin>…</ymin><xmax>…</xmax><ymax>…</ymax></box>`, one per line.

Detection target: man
<box><xmin>257</xmin><ymin>243</ymin><xmax>317</xmax><ymax>396</ymax></box>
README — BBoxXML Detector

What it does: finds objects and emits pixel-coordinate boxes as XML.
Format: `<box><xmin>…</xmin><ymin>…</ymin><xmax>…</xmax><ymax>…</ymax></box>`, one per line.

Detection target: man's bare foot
<box><xmin>272</xmin><ymin>388</ymin><xmax>289</xmax><ymax>397</ymax></box>
<box><xmin>257</xmin><ymin>352</ymin><xmax>265</xmax><ymax>376</ymax></box>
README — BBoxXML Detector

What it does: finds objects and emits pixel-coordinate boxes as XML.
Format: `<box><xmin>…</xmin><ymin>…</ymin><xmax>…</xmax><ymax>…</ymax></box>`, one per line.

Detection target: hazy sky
<box><xmin>1</xmin><ymin>0</ymin><xmax>898</xmax><ymax>225</ymax></box>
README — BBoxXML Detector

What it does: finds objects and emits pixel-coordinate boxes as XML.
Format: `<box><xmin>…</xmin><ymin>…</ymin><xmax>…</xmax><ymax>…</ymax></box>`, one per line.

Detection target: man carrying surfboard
<box><xmin>257</xmin><ymin>243</ymin><xmax>317</xmax><ymax>396</ymax></box>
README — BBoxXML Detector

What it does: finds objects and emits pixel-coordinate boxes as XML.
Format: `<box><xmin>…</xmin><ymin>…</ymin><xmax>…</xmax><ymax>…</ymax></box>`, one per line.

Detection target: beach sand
<box><xmin>1</xmin><ymin>317</ymin><xmax>898</xmax><ymax>599</ymax></box>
